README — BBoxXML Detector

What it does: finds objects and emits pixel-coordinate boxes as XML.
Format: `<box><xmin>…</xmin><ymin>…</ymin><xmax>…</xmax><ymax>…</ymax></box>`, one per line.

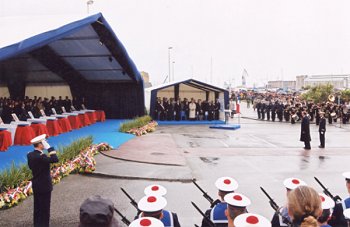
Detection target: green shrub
<box><xmin>119</xmin><ymin>115</ymin><xmax>153</xmax><ymax>133</ymax></box>
<box><xmin>56</xmin><ymin>136</ymin><xmax>93</xmax><ymax>164</ymax></box>
<box><xmin>0</xmin><ymin>136</ymin><xmax>93</xmax><ymax>193</ymax></box>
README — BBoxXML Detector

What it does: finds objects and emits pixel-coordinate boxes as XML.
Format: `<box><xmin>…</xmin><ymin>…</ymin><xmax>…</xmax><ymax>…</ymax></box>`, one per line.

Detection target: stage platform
<box><xmin>209</xmin><ymin>124</ymin><xmax>241</xmax><ymax>130</ymax></box>
<box><xmin>157</xmin><ymin>120</ymin><xmax>225</xmax><ymax>125</ymax></box>
<box><xmin>0</xmin><ymin>120</ymin><xmax>134</xmax><ymax>171</ymax></box>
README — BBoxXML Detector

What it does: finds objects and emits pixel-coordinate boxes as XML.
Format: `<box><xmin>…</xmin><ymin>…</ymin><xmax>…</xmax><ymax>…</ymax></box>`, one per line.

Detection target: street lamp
<box><xmin>87</xmin><ymin>0</ymin><xmax>94</xmax><ymax>14</ymax></box>
<box><xmin>168</xmin><ymin>47</ymin><xmax>173</xmax><ymax>83</ymax></box>
<box><xmin>172</xmin><ymin>61</ymin><xmax>175</xmax><ymax>81</ymax></box>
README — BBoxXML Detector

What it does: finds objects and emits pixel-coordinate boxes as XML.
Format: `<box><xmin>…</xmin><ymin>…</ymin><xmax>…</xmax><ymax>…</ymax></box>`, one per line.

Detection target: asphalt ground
<box><xmin>1</xmin><ymin>101</ymin><xmax>349</xmax><ymax>226</ymax></box>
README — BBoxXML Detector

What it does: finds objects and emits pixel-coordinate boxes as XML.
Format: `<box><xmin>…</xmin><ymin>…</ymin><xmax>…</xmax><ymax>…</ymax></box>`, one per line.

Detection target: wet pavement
<box><xmin>1</xmin><ymin>101</ymin><xmax>350</xmax><ymax>226</ymax></box>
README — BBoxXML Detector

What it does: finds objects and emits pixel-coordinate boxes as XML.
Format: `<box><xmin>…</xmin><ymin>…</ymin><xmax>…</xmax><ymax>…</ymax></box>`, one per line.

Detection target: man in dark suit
<box><xmin>319</xmin><ymin>111</ymin><xmax>326</xmax><ymax>148</ymax></box>
<box><xmin>27</xmin><ymin>134</ymin><xmax>59</xmax><ymax>227</ymax></box>
<box><xmin>300</xmin><ymin>111</ymin><xmax>311</xmax><ymax>150</ymax></box>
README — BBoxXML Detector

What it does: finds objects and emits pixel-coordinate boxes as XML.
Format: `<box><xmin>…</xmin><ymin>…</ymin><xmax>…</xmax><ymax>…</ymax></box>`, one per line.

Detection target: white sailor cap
<box><xmin>342</xmin><ymin>172</ymin><xmax>350</xmax><ymax>180</ymax></box>
<box><xmin>283</xmin><ymin>178</ymin><xmax>307</xmax><ymax>190</ymax></box>
<box><xmin>344</xmin><ymin>208</ymin><xmax>350</xmax><ymax>219</ymax></box>
<box><xmin>144</xmin><ymin>184</ymin><xmax>167</xmax><ymax>196</ymax></box>
<box><xmin>234</xmin><ymin>213</ymin><xmax>271</xmax><ymax>227</ymax></box>
<box><xmin>30</xmin><ymin>134</ymin><xmax>47</xmax><ymax>144</ymax></box>
<box><xmin>129</xmin><ymin>217</ymin><xmax>164</xmax><ymax>227</ymax></box>
<box><xmin>137</xmin><ymin>195</ymin><xmax>167</xmax><ymax>213</ymax></box>
<box><xmin>215</xmin><ymin>177</ymin><xmax>238</xmax><ymax>192</ymax></box>
<box><xmin>319</xmin><ymin>193</ymin><xmax>335</xmax><ymax>210</ymax></box>
<box><xmin>224</xmin><ymin>192</ymin><xmax>251</xmax><ymax>207</ymax></box>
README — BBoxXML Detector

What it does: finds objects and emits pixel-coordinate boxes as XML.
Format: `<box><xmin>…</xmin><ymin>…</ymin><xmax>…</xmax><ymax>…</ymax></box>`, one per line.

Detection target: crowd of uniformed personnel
<box><xmin>99</xmin><ymin>173</ymin><xmax>350</xmax><ymax>227</ymax></box>
<box><xmin>0</xmin><ymin>96</ymin><xmax>88</xmax><ymax>123</ymax></box>
<box><xmin>251</xmin><ymin>93</ymin><xmax>350</xmax><ymax>125</ymax></box>
<box><xmin>154</xmin><ymin>97</ymin><xmax>222</xmax><ymax>121</ymax></box>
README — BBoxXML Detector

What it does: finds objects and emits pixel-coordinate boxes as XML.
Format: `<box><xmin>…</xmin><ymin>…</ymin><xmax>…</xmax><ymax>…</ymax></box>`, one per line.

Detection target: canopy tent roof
<box><xmin>146</xmin><ymin>78</ymin><xmax>227</xmax><ymax>93</ymax></box>
<box><xmin>0</xmin><ymin>13</ymin><xmax>143</xmax><ymax>84</ymax></box>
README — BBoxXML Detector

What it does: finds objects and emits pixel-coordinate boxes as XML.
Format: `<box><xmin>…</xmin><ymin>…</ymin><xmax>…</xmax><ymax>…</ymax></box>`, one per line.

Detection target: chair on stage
<box><xmin>27</xmin><ymin>111</ymin><xmax>49</xmax><ymax>137</ymax></box>
<box><xmin>11</xmin><ymin>113</ymin><xmax>35</xmax><ymax>145</ymax></box>
<box><xmin>0</xmin><ymin>117</ymin><xmax>13</xmax><ymax>150</ymax></box>
<box><xmin>61</xmin><ymin>107</ymin><xmax>81</xmax><ymax>129</ymax></box>
<box><xmin>40</xmin><ymin>110</ymin><xmax>62</xmax><ymax>136</ymax></box>
<box><xmin>51</xmin><ymin>108</ymin><xmax>72</xmax><ymax>132</ymax></box>
<box><xmin>0</xmin><ymin>117</ymin><xmax>16</xmax><ymax>144</ymax></box>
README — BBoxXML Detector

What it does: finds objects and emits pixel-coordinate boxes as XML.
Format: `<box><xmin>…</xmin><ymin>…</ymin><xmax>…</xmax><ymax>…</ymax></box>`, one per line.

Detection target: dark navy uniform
<box><xmin>201</xmin><ymin>202</ymin><xmax>228</xmax><ymax>227</ymax></box>
<box><xmin>27</xmin><ymin>148</ymin><xmax>58</xmax><ymax>227</ymax></box>
<box><xmin>329</xmin><ymin>197</ymin><xmax>350</xmax><ymax>227</ymax></box>
<box><xmin>300</xmin><ymin>115</ymin><xmax>311</xmax><ymax>149</ymax></box>
<box><xmin>138</xmin><ymin>210</ymin><xmax>181</xmax><ymax>227</ymax></box>
<box><xmin>271</xmin><ymin>206</ymin><xmax>291</xmax><ymax>227</ymax></box>
<box><xmin>319</xmin><ymin>116</ymin><xmax>326</xmax><ymax>148</ymax></box>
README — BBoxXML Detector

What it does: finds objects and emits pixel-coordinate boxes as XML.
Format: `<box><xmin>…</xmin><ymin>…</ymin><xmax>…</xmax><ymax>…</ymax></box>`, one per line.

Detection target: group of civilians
<box><xmin>153</xmin><ymin>97</ymin><xmax>223</xmax><ymax>121</ymax></box>
<box><xmin>0</xmin><ymin>96</ymin><xmax>88</xmax><ymax>123</ymax></box>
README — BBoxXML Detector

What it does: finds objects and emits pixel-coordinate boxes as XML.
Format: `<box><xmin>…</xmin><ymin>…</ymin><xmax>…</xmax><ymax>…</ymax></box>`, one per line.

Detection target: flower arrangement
<box><xmin>126</xmin><ymin>120</ymin><xmax>158</xmax><ymax>136</ymax></box>
<box><xmin>0</xmin><ymin>142</ymin><xmax>112</xmax><ymax>210</ymax></box>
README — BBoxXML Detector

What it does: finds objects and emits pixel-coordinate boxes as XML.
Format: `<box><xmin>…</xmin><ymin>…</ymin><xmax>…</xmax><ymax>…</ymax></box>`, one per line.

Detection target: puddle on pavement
<box><xmin>151</xmin><ymin>152</ymin><xmax>165</xmax><ymax>155</ymax></box>
<box><xmin>199</xmin><ymin>157</ymin><xmax>219</xmax><ymax>165</ymax></box>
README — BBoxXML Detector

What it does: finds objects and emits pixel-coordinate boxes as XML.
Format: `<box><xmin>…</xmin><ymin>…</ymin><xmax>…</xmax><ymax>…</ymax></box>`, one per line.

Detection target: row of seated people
<box><xmin>0</xmin><ymin>96</ymin><xmax>88</xmax><ymax>124</ymax></box>
<box><xmin>154</xmin><ymin>97</ymin><xmax>221</xmax><ymax>121</ymax></box>
<box><xmin>86</xmin><ymin>173</ymin><xmax>350</xmax><ymax>226</ymax></box>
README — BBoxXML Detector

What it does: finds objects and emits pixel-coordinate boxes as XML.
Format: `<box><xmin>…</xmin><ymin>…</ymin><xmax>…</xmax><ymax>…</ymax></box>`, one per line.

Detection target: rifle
<box><xmin>192</xmin><ymin>179</ymin><xmax>220</xmax><ymax>208</ymax></box>
<box><xmin>314</xmin><ymin>177</ymin><xmax>342</xmax><ymax>203</ymax></box>
<box><xmin>120</xmin><ymin>187</ymin><xmax>141</xmax><ymax>214</ymax></box>
<box><xmin>191</xmin><ymin>201</ymin><xmax>216</xmax><ymax>227</ymax></box>
<box><xmin>113</xmin><ymin>207</ymin><xmax>131</xmax><ymax>225</ymax></box>
<box><xmin>260</xmin><ymin>187</ymin><xmax>292</xmax><ymax>227</ymax></box>
<box><xmin>194</xmin><ymin>225</ymin><xmax>199</xmax><ymax>227</ymax></box>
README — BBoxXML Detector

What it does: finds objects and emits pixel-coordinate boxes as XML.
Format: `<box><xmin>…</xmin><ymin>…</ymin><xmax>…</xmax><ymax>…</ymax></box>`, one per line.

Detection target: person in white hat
<box><xmin>201</xmin><ymin>177</ymin><xmax>239</xmax><ymax>227</ymax></box>
<box><xmin>328</xmin><ymin>172</ymin><xmax>350</xmax><ymax>226</ymax></box>
<box><xmin>271</xmin><ymin>178</ymin><xmax>307</xmax><ymax>227</ymax></box>
<box><xmin>224</xmin><ymin>192</ymin><xmax>251</xmax><ymax>227</ymax></box>
<box><xmin>234</xmin><ymin>213</ymin><xmax>271</xmax><ymax>227</ymax></box>
<box><xmin>27</xmin><ymin>134</ymin><xmax>59</xmax><ymax>227</ymax></box>
<box><xmin>144</xmin><ymin>184</ymin><xmax>167</xmax><ymax>197</ymax></box>
<box><xmin>317</xmin><ymin>193</ymin><xmax>335</xmax><ymax>227</ymax></box>
<box><xmin>129</xmin><ymin>217</ymin><xmax>164</xmax><ymax>227</ymax></box>
<box><xmin>137</xmin><ymin>195</ymin><xmax>181</xmax><ymax>227</ymax></box>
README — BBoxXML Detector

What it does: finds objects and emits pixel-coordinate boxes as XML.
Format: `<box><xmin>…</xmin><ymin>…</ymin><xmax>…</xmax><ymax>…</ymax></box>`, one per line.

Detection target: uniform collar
<box><xmin>34</xmin><ymin>149</ymin><xmax>43</xmax><ymax>154</ymax></box>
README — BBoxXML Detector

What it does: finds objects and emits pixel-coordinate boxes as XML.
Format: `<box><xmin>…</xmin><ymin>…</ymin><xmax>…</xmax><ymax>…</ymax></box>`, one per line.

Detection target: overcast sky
<box><xmin>1</xmin><ymin>0</ymin><xmax>350</xmax><ymax>87</ymax></box>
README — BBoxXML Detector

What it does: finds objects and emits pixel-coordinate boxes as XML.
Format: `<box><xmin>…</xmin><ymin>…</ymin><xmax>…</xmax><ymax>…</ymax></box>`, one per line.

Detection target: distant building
<box><xmin>267</xmin><ymin>80</ymin><xmax>296</xmax><ymax>90</ymax></box>
<box><xmin>296</xmin><ymin>74</ymin><xmax>349</xmax><ymax>90</ymax></box>
<box><xmin>140</xmin><ymin>71</ymin><xmax>152</xmax><ymax>88</ymax></box>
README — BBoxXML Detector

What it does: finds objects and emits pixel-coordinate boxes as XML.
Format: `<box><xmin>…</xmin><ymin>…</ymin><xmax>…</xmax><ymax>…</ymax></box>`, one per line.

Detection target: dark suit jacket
<box><xmin>27</xmin><ymin>149</ymin><xmax>59</xmax><ymax>194</ymax></box>
<box><xmin>300</xmin><ymin>116</ymin><xmax>311</xmax><ymax>142</ymax></box>
<box><xmin>319</xmin><ymin>118</ymin><xmax>326</xmax><ymax>132</ymax></box>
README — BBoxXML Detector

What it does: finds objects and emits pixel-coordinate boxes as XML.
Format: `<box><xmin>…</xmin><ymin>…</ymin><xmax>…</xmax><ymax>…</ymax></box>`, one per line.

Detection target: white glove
<box><xmin>42</xmin><ymin>140</ymin><xmax>51</xmax><ymax>150</ymax></box>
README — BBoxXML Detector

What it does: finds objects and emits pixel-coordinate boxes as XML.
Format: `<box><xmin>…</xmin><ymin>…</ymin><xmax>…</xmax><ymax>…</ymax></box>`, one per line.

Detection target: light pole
<box><xmin>168</xmin><ymin>47</ymin><xmax>173</xmax><ymax>83</ymax></box>
<box><xmin>87</xmin><ymin>0</ymin><xmax>94</xmax><ymax>14</ymax></box>
<box><xmin>172</xmin><ymin>61</ymin><xmax>175</xmax><ymax>81</ymax></box>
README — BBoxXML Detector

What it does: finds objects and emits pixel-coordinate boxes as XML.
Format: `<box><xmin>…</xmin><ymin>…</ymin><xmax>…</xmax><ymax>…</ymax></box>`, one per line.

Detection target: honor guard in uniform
<box><xmin>201</xmin><ymin>177</ymin><xmax>239</xmax><ymax>227</ymax></box>
<box><xmin>343</xmin><ymin>209</ymin><xmax>350</xmax><ymax>227</ymax></box>
<box><xmin>27</xmin><ymin>134</ymin><xmax>59</xmax><ymax>227</ymax></box>
<box><xmin>319</xmin><ymin>111</ymin><xmax>326</xmax><ymax>148</ymax></box>
<box><xmin>144</xmin><ymin>184</ymin><xmax>167</xmax><ymax>197</ymax></box>
<box><xmin>137</xmin><ymin>195</ymin><xmax>181</xmax><ymax>227</ymax></box>
<box><xmin>317</xmin><ymin>193</ymin><xmax>335</xmax><ymax>227</ymax></box>
<box><xmin>329</xmin><ymin>172</ymin><xmax>350</xmax><ymax>227</ymax></box>
<box><xmin>224</xmin><ymin>192</ymin><xmax>251</xmax><ymax>227</ymax></box>
<box><xmin>271</xmin><ymin>177</ymin><xmax>307</xmax><ymax>227</ymax></box>
<box><xmin>130</xmin><ymin>217</ymin><xmax>164</xmax><ymax>227</ymax></box>
<box><xmin>234</xmin><ymin>213</ymin><xmax>271</xmax><ymax>227</ymax></box>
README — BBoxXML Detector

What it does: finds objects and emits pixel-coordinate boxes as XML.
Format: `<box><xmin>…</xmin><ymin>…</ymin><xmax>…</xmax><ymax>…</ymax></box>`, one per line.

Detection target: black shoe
<box><xmin>318</xmin><ymin>145</ymin><xmax>324</xmax><ymax>148</ymax></box>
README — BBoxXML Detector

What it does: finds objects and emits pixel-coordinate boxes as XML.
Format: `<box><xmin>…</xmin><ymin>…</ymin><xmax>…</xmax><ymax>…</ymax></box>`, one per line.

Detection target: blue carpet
<box><xmin>209</xmin><ymin>124</ymin><xmax>241</xmax><ymax>130</ymax></box>
<box><xmin>158</xmin><ymin>120</ymin><xmax>225</xmax><ymax>125</ymax></box>
<box><xmin>0</xmin><ymin>120</ymin><xmax>134</xmax><ymax>171</ymax></box>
